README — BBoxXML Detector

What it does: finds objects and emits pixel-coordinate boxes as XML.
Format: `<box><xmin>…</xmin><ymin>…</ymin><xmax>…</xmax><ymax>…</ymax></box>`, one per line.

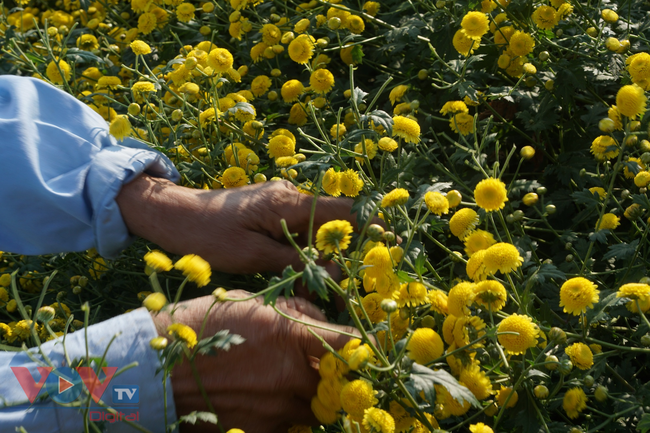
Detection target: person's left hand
<box><xmin>117</xmin><ymin>175</ymin><xmax>366</xmax><ymax>274</ymax></box>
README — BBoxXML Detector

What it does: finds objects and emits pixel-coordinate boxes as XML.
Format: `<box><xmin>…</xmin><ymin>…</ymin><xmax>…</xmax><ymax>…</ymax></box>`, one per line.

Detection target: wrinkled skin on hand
<box><xmin>152</xmin><ymin>291</ymin><xmax>358</xmax><ymax>432</ymax></box>
<box><xmin>117</xmin><ymin>175</ymin><xmax>360</xmax><ymax>274</ymax></box>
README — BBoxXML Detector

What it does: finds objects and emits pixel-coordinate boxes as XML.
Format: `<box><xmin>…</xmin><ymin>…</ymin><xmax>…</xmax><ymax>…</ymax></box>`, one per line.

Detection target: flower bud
<box><xmin>36</xmin><ymin>306</ymin><xmax>56</xmax><ymax>323</ymax></box>
<box><xmin>565</xmin><ymin>254</ymin><xmax>574</xmax><ymax>262</ymax></box>
<box><xmin>73</xmin><ymin>285</ymin><xmax>82</xmax><ymax>294</ymax></box>
<box><xmin>253</xmin><ymin>173</ymin><xmax>267</xmax><ymax>183</ymax></box>
<box><xmin>381</xmin><ymin>299</ymin><xmax>398</xmax><ymax>313</ymax></box>
<box><xmin>143</xmin><ymin>292</ymin><xmax>167</xmax><ymax>312</ymax></box>
<box><xmin>367</xmin><ymin>224</ymin><xmax>385</xmax><ymax>242</ymax></box>
<box><xmin>583</xmin><ymin>375</ymin><xmax>594</xmax><ymax>387</ymax></box>
<box><xmin>267</xmin><ymin>91</ymin><xmax>278</xmax><ymax>101</ymax></box>
<box><xmin>383</xmin><ymin>231</ymin><xmax>396</xmax><ymax>244</ymax></box>
<box><xmin>520</xmin><ymin>146</ymin><xmax>535</xmax><ymax>160</ymax></box>
<box><xmin>421</xmin><ymin>315</ymin><xmax>436</xmax><ymax>329</ymax></box>
<box><xmin>128</xmin><ymin>103</ymin><xmax>141</xmax><ymax>116</ymax></box>
<box><xmin>537</xmin><ymin>186</ymin><xmax>547</xmax><ymax>195</ymax></box>
<box><xmin>594</xmin><ymin>385</ymin><xmax>608</xmax><ymax>402</ymax></box>
<box><xmin>523</xmin><ymin>192</ymin><xmax>538</xmax><ymax>206</ymax></box>
<box><xmin>534</xmin><ymin>385</ymin><xmax>549</xmax><ymax>399</ymax></box>
<box><xmin>150</xmin><ymin>336</ymin><xmax>168</xmax><ymax>350</ymax></box>
<box><xmin>586</xmin><ymin>27</ymin><xmax>597</xmax><ymax>37</ymax></box>
<box><xmin>641</xmin><ymin>334</ymin><xmax>650</xmax><ymax>347</ymax></box>
<box><xmin>302</xmin><ymin>246</ymin><xmax>320</xmax><ymax>261</ymax></box>
<box><xmin>348</xmin><ymin>346</ymin><xmax>370</xmax><ymax>370</ymax></box>
<box><xmin>418</xmin><ymin>69</ymin><xmax>428</xmax><ymax>80</ymax></box>
<box><xmin>598</xmin><ymin>118</ymin><xmax>615</xmax><ymax>133</ymax></box>
<box><xmin>538</xmin><ymin>51</ymin><xmax>550</xmax><ymax>61</ymax></box>
<box><xmin>545</xmin><ymin>204</ymin><xmax>556</xmax><ymax>215</ymax></box>
<box><xmin>549</xmin><ymin>327</ymin><xmax>567</xmax><ymax>344</ymax></box>
<box><xmin>558</xmin><ymin>358</ymin><xmax>573</xmax><ymax>375</ymax></box>
<box><xmin>212</xmin><ymin>287</ymin><xmax>228</xmax><ymax>301</ymax></box>
<box><xmin>328</xmin><ymin>17</ymin><xmax>341</xmax><ymax>30</ymax></box>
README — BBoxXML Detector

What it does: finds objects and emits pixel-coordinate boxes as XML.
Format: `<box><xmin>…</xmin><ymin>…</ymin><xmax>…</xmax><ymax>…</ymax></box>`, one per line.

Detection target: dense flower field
<box><xmin>2</xmin><ymin>0</ymin><xmax>650</xmax><ymax>431</ymax></box>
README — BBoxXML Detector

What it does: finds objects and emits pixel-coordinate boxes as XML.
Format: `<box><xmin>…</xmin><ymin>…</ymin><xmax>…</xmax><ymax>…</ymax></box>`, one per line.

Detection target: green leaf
<box><xmin>177</xmin><ymin>411</ymin><xmax>218</xmax><ymax>425</ymax></box>
<box><xmin>196</xmin><ymin>330</ymin><xmax>245</xmax><ymax>356</ymax></box>
<box><xmin>526</xmin><ymin>263</ymin><xmax>566</xmax><ymax>285</ymax></box>
<box><xmin>351</xmin><ymin>45</ymin><xmax>364</xmax><ymax>64</ymax></box>
<box><xmin>407</xmin><ymin>363</ymin><xmax>480</xmax><ymax>408</ymax></box>
<box><xmin>264</xmin><ymin>266</ymin><xmax>298</xmax><ymax>305</ymax></box>
<box><xmin>396</xmin><ymin>270</ymin><xmax>415</xmax><ymax>283</ymax></box>
<box><xmin>589</xmin><ymin>230</ymin><xmax>609</xmax><ymax>244</ymax></box>
<box><xmin>587</xmin><ymin>291</ymin><xmax>628</xmax><ymax>323</ymax></box>
<box><xmin>351</xmin><ymin>192</ymin><xmax>381</xmax><ymax>228</ymax></box>
<box><xmin>603</xmin><ymin>239</ymin><xmax>639</xmax><ymax>261</ymax></box>
<box><xmin>364</xmin><ymin>110</ymin><xmax>393</xmax><ymax>135</ymax></box>
<box><xmin>352</xmin><ymin>87</ymin><xmax>369</xmax><ymax>104</ymax></box>
<box><xmin>414</xmin><ymin>250</ymin><xmax>426</xmax><ymax>275</ymax></box>
<box><xmin>302</xmin><ymin>262</ymin><xmax>330</xmax><ymax>300</ymax></box>
<box><xmin>571</xmin><ymin>189</ymin><xmax>602</xmax><ymax>208</ymax></box>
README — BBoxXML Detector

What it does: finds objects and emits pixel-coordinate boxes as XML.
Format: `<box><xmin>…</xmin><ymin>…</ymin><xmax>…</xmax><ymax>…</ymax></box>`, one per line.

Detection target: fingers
<box><xmin>276</xmin><ymin>296</ymin><xmax>327</xmax><ymax>322</ymax></box>
<box><xmin>292</xmin><ymin>314</ymin><xmax>359</xmax><ymax>359</ymax></box>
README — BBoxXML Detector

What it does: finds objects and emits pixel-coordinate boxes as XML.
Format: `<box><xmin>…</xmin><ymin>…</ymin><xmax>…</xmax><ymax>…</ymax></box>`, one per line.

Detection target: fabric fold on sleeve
<box><xmin>0</xmin><ymin>75</ymin><xmax>179</xmax><ymax>258</ymax></box>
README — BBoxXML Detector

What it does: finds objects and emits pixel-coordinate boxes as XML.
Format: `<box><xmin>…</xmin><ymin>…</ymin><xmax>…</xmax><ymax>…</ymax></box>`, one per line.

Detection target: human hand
<box><xmin>117</xmin><ymin>175</ymin><xmax>368</xmax><ymax>274</ymax></box>
<box><xmin>151</xmin><ymin>291</ymin><xmax>358</xmax><ymax>432</ymax></box>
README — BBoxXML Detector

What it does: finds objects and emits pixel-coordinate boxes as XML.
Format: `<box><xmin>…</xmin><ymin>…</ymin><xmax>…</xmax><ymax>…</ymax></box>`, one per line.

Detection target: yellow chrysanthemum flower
<box><xmin>617</xmin><ymin>282</ymin><xmax>650</xmax><ymax>301</ymax></box>
<box><xmin>167</xmin><ymin>323</ymin><xmax>198</xmax><ymax>348</ymax></box>
<box><xmin>281</xmin><ymin>79</ymin><xmax>305</xmax><ymax>103</ymax></box>
<box><xmin>364</xmin><ymin>243</ymin><xmax>393</xmax><ymax>278</ymax></box>
<box><xmin>378</xmin><ymin>137</ymin><xmax>398</xmax><ymax>152</ymax></box>
<box><xmin>563</xmin><ymin>387</ymin><xmax>587</xmax><ymax>419</ymax></box>
<box><xmin>251</xmin><ymin>75</ymin><xmax>271</xmax><ymax>97</ymax></box>
<box><xmin>348</xmin><ymin>15</ymin><xmax>365</xmax><ymax>34</ymax></box>
<box><xmin>601</xmin><ymin>8</ymin><xmax>618</xmax><ymax>23</ymax></box>
<box><xmin>460</xmin><ymin>364</ymin><xmax>493</xmax><ymax>400</ymax></box>
<box><xmin>397</xmin><ymin>282</ymin><xmax>428</xmax><ymax>308</ymax></box>
<box><xmin>221</xmin><ymin>166</ymin><xmax>249</xmax><ymax>188</ymax></box>
<box><xmin>565</xmin><ymin>342</ymin><xmax>594</xmax><ymax>370</ymax></box>
<box><xmin>497</xmin><ymin>314</ymin><xmax>539</xmax><ymax>354</ymax></box>
<box><xmin>590</xmin><ymin>135</ymin><xmax>619</xmax><ymax>161</ymax></box>
<box><xmin>317</xmin><ymin>378</ymin><xmax>344</xmax><ymax>411</ymax></box>
<box><xmin>469</xmin><ymin>422</ymin><xmax>494</xmax><ymax>433</ymax></box>
<box><xmin>628</xmin><ymin>53</ymin><xmax>650</xmax><ymax>86</ymax></box>
<box><xmin>474</xmin><ymin>178</ymin><xmax>508</xmax><ymax>211</ymax></box>
<box><xmin>176</xmin><ymin>3</ymin><xmax>195</xmax><ymax>22</ymax></box>
<box><xmin>310</xmin><ymin>69</ymin><xmax>335</xmax><ymax>94</ymax></box>
<box><xmin>354</xmin><ymin>139</ymin><xmax>378</xmax><ymax>163</ymax></box>
<box><xmin>440</xmin><ymin>100</ymin><xmax>469</xmax><ymax>116</ymax></box>
<box><xmin>616</xmin><ymin>84</ymin><xmax>647</xmax><ymax>118</ymax></box>
<box><xmin>360</xmin><ymin>293</ymin><xmax>387</xmax><ymax>323</ymax></box>
<box><xmin>473</xmin><ymin>280</ymin><xmax>507</xmax><ymax>312</ymax></box>
<box><xmin>392</xmin><ymin>115</ymin><xmax>421</xmax><ymax>144</ymax></box>
<box><xmin>496</xmin><ymin>385</ymin><xmax>518</xmax><ymax>408</ymax></box>
<box><xmin>482</xmin><ymin>243</ymin><xmax>523</xmax><ymax>275</ymax></box>
<box><xmin>288</xmin><ymin>34</ymin><xmax>316</xmax><ymax>64</ymax></box>
<box><xmin>312</xmin><ymin>395</ymin><xmax>339</xmax><ymax>424</ymax></box>
<box><xmin>447</xmin><ymin>281</ymin><xmax>476</xmax><ymax>317</ymax></box>
<box><xmin>450</xmin><ymin>208</ymin><xmax>479</xmax><ymax>239</ymax></box>
<box><xmin>424</xmin><ymin>191</ymin><xmax>449</xmax><ymax>216</ymax></box>
<box><xmin>322</xmin><ymin>168</ymin><xmax>341</xmax><ymax>197</ymax></box>
<box><xmin>453</xmin><ymin>29</ymin><xmax>479</xmax><ymax>56</ymax></box>
<box><xmin>267</xmin><ymin>135</ymin><xmax>295</xmax><ymax>159</ymax></box>
<box><xmin>174</xmin><ymin>254</ymin><xmax>211</xmax><ymax>287</ymax></box>
<box><xmin>144</xmin><ymin>250</ymin><xmax>173</xmax><ymax>272</ymax></box>
<box><xmin>532</xmin><ymin>5</ymin><xmax>557</xmax><ymax>30</ymax></box>
<box><xmin>340</xmin><ymin>380</ymin><xmax>378</xmax><ymax>418</ymax></box>
<box><xmin>362</xmin><ymin>408</ymin><xmax>394</xmax><ymax>433</ymax></box>
<box><xmin>207</xmin><ymin>48</ymin><xmax>234</xmax><ymax>73</ymax></box>
<box><xmin>339</xmin><ymin>169</ymin><xmax>364</xmax><ymax>197</ymax></box>
<box><xmin>407</xmin><ymin>328</ymin><xmax>444</xmax><ymax>365</ymax></box>
<box><xmin>595</xmin><ymin>213</ymin><xmax>620</xmax><ymax>231</ymax></box>
<box><xmin>315</xmin><ymin>220</ymin><xmax>353</xmax><ymax>255</ymax></box>
<box><xmin>382</xmin><ymin>188</ymin><xmax>409</xmax><ymax>207</ymax></box>
<box><xmin>77</xmin><ymin>34</ymin><xmax>99</xmax><ymax>51</ymax></box>
<box><xmin>559</xmin><ymin>277</ymin><xmax>599</xmax><ymax>315</ymax></box>
<box><xmin>464</xmin><ymin>230</ymin><xmax>496</xmax><ymax>257</ymax></box>
<box><xmin>428</xmin><ymin>289</ymin><xmax>449</xmax><ymax>315</ymax></box>
<box><xmin>450</xmin><ymin>112</ymin><xmax>475</xmax><ymax>135</ymax></box>
<box><xmin>46</xmin><ymin>59</ymin><xmax>72</xmax><ymax>84</ymax></box>
<box><xmin>635</xmin><ymin>171</ymin><xmax>650</xmax><ymax>187</ymax></box>
<box><xmin>509</xmin><ymin>31</ymin><xmax>535</xmax><ymax>57</ymax></box>
<box><xmin>389</xmin><ymin>85</ymin><xmax>409</xmax><ymax>105</ymax></box>
<box><xmin>130</xmin><ymin>40</ymin><xmax>152</xmax><ymax>55</ymax></box>
<box><xmin>109</xmin><ymin>115</ymin><xmax>132</xmax><ymax>142</ymax></box>
<box><xmin>461</xmin><ymin>11</ymin><xmax>489</xmax><ymax>39</ymax></box>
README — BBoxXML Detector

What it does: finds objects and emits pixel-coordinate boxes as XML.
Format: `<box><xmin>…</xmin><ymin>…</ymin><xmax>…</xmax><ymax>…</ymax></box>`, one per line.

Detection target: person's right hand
<box><xmin>151</xmin><ymin>290</ymin><xmax>359</xmax><ymax>433</ymax></box>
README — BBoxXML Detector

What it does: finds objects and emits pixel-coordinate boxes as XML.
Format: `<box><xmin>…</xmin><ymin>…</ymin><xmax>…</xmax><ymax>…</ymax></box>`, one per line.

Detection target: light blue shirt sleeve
<box><xmin>0</xmin><ymin>75</ymin><xmax>180</xmax><ymax>259</ymax></box>
<box><xmin>0</xmin><ymin>308</ymin><xmax>177</xmax><ymax>432</ymax></box>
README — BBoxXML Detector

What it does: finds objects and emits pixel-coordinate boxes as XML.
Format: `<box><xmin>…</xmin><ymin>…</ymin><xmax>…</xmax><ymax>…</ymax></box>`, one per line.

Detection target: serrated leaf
<box><xmin>352</xmin><ymin>87</ymin><xmax>368</xmax><ymax>104</ymax></box>
<box><xmin>264</xmin><ymin>266</ymin><xmax>298</xmax><ymax>305</ymax></box>
<box><xmin>66</xmin><ymin>48</ymin><xmax>106</xmax><ymax>65</ymax></box>
<box><xmin>603</xmin><ymin>239</ymin><xmax>639</xmax><ymax>261</ymax></box>
<box><xmin>228</xmin><ymin>102</ymin><xmax>255</xmax><ymax>116</ymax></box>
<box><xmin>526</xmin><ymin>369</ymin><xmax>549</xmax><ymax>379</ymax></box>
<box><xmin>571</xmin><ymin>189</ymin><xmax>602</xmax><ymax>208</ymax></box>
<box><xmin>351</xmin><ymin>192</ymin><xmax>381</xmax><ymax>228</ymax></box>
<box><xmin>196</xmin><ymin>330</ymin><xmax>245</xmax><ymax>356</ymax></box>
<box><xmin>527</xmin><ymin>263</ymin><xmax>566</xmax><ymax>285</ymax></box>
<box><xmin>365</xmin><ymin>110</ymin><xmax>393</xmax><ymax>135</ymax></box>
<box><xmin>587</xmin><ymin>291</ymin><xmax>628</xmax><ymax>323</ymax></box>
<box><xmin>178</xmin><ymin>411</ymin><xmax>218</xmax><ymax>425</ymax></box>
<box><xmin>589</xmin><ymin>230</ymin><xmax>609</xmax><ymax>243</ymax></box>
<box><xmin>302</xmin><ymin>263</ymin><xmax>330</xmax><ymax>300</ymax></box>
<box><xmin>407</xmin><ymin>363</ymin><xmax>480</xmax><ymax>408</ymax></box>
<box><xmin>396</xmin><ymin>270</ymin><xmax>416</xmax><ymax>283</ymax></box>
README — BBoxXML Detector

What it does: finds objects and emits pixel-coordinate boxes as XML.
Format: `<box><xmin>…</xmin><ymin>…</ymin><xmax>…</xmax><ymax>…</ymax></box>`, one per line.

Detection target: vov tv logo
<box><xmin>11</xmin><ymin>366</ymin><xmax>138</xmax><ymax>405</ymax></box>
